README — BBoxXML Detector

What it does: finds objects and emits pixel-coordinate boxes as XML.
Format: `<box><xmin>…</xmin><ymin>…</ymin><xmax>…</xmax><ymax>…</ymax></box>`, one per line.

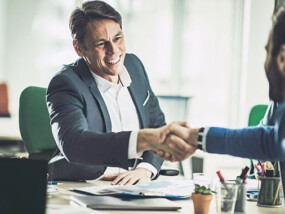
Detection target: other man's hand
<box><xmin>137</xmin><ymin>123</ymin><xmax>198</xmax><ymax>162</ymax></box>
<box><xmin>110</xmin><ymin>168</ymin><xmax>152</xmax><ymax>185</ymax></box>
<box><xmin>156</xmin><ymin>122</ymin><xmax>200</xmax><ymax>162</ymax></box>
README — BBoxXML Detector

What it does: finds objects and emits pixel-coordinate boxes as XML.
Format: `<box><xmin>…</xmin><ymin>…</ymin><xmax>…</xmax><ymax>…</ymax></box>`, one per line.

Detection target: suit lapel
<box><xmin>77</xmin><ymin>59</ymin><xmax>112</xmax><ymax>132</ymax></box>
<box><xmin>127</xmin><ymin>72</ymin><xmax>147</xmax><ymax>129</ymax></box>
<box><xmin>89</xmin><ymin>84</ymin><xmax>112</xmax><ymax>132</ymax></box>
<box><xmin>128</xmin><ymin>88</ymin><xmax>146</xmax><ymax>129</ymax></box>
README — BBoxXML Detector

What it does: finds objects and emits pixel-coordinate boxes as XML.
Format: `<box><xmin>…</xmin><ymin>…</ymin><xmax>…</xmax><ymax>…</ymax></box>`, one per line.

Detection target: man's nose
<box><xmin>107</xmin><ymin>42</ymin><xmax>118</xmax><ymax>54</ymax></box>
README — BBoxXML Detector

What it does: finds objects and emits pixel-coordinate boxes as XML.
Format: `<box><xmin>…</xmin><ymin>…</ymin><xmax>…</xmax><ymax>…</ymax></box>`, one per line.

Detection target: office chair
<box><xmin>248</xmin><ymin>104</ymin><xmax>268</xmax><ymax>127</ymax></box>
<box><xmin>248</xmin><ymin>104</ymin><xmax>268</xmax><ymax>174</ymax></box>
<box><xmin>19</xmin><ymin>86</ymin><xmax>57</xmax><ymax>160</ymax></box>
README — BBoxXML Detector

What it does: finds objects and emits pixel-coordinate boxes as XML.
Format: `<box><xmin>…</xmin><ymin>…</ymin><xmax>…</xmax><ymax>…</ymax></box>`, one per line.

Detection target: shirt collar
<box><xmin>90</xmin><ymin>66</ymin><xmax>132</xmax><ymax>93</ymax></box>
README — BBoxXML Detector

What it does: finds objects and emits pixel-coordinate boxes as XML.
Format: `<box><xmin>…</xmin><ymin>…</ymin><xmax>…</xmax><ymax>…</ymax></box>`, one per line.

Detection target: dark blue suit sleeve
<box><xmin>206</xmin><ymin>125</ymin><xmax>285</xmax><ymax>161</ymax></box>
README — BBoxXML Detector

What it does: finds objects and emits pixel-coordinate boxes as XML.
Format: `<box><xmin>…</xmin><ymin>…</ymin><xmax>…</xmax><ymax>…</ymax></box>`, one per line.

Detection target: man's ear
<box><xmin>73</xmin><ymin>40</ymin><xmax>84</xmax><ymax>57</ymax></box>
<box><xmin>277</xmin><ymin>44</ymin><xmax>285</xmax><ymax>76</ymax></box>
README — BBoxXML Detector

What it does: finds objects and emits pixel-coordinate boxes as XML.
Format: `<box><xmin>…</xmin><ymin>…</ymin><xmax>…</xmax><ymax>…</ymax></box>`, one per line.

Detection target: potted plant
<box><xmin>192</xmin><ymin>184</ymin><xmax>213</xmax><ymax>214</ymax></box>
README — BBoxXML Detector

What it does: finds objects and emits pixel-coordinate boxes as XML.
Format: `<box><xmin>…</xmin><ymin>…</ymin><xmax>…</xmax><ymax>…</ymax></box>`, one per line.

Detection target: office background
<box><xmin>0</xmin><ymin>0</ymin><xmax>276</xmax><ymax>177</ymax></box>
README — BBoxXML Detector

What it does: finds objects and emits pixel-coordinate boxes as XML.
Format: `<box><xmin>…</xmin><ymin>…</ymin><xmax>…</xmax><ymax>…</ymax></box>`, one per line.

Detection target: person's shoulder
<box><xmin>47</xmin><ymin>58</ymin><xmax>87</xmax><ymax>90</ymax></box>
<box><xmin>274</xmin><ymin>102</ymin><xmax>285</xmax><ymax>132</ymax></box>
<box><xmin>277</xmin><ymin>102</ymin><xmax>285</xmax><ymax>118</ymax></box>
<box><xmin>124</xmin><ymin>53</ymin><xmax>147</xmax><ymax>73</ymax></box>
<box><xmin>124</xmin><ymin>53</ymin><xmax>143</xmax><ymax>65</ymax></box>
<box><xmin>54</xmin><ymin>58</ymin><xmax>84</xmax><ymax>77</ymax></box>
<box><xmin>125</xmin><ymin>53</ymin><xmax>138</xmax><ymax>60</ymax></box>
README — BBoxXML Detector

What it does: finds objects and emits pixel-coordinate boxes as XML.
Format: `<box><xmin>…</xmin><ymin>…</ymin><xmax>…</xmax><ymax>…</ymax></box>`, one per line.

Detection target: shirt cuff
<box><xmin>128</xmin><ymin>131</ymin><xmax>143</xmax><ymax>159</ymax></box>
<box><xmin>203</xmin><ymin>127</ymin><xmax>211</xmax><ymax>152</ymax></box>
<box><xmin>136</xmin><ymin>162</ymin><xmax>158</xmax><ymax>179</ymax></box>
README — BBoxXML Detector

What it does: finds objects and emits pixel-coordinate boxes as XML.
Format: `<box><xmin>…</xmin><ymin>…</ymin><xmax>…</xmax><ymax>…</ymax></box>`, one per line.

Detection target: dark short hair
<box><xmin>69</xmin><ymin>1</ymin><xmax>122</xmax><ymax>49</ymax></box>
<box><xmin>271</xmin><ymin>6</ymin><xmax>285</xmax><ymax>57</ymax></box>
<box><xmin>266</xmin><ymin>6</ymin><xmax>285</xmax><ymax>102</ymax></box>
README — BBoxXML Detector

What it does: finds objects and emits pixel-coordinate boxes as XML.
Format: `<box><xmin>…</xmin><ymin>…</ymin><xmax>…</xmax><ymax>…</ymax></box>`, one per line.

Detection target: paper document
<box><xmin>71</xmin><ymin>180</ymin><xmax>194</xmax><ymax>198</ymax></box>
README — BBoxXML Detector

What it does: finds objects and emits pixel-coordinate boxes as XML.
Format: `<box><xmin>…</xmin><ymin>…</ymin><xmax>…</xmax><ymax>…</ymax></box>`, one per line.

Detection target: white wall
<box><xmin>198</xmin><ymin>0</ymin><xmax>275</xmax><ymax>129</ymax></box>
<box><xmin>201</xmin><ymin>0</ymin><xmax>275</xmax><ymax>177</ymax></box>
<box><xmin>238</xmin><ymin>0</ymin><xmax>274</xmax><ymax>127</ymax></box>
<box><xmin>4</xmin><ymin>0</ymin><xmax>77</xmax><ymax>115</ymax></box>
<box><xmin>0</xmin><ymin>0</ymin><xmax>6</xmax><ymax>80</ymax></box>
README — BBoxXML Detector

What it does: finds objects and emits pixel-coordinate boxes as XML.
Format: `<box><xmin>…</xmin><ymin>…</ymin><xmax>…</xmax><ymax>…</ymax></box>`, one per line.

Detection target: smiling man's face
<box><xmin>74</xmin><ymin>19</ymin><xmax>126</xmax><ymax>83</ymax></box>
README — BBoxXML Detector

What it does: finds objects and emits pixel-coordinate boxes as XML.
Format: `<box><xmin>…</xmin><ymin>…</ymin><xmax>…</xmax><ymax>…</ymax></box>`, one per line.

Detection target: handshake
<box><xmin>137</xmin><ymin>122</ymin><xmax>200</xmax><ymax>162</ymax></box>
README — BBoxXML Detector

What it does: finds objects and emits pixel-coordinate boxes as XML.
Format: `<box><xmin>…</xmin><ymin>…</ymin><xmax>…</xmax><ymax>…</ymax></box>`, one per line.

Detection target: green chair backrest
<box><xmin>19</xmin><ymin>86</ymin><xmax>57</xmax><ymax>159</ymax></box>
<box><xmin>248</xmin><ymin>104</ymin><xmax>268</xmax><ymax>126</ymax></box>
<box><xmin>248</xmin><ymin>104</ymin><xmax>268</xmax><ymax>173</ymax></box>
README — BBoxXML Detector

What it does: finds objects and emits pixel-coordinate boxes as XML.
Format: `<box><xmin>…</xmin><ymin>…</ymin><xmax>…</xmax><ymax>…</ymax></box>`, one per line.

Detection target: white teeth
<box><xmin>105</xmin><ymin>57</ymin><xmax>120</xmax><ymax>65</ymax></box>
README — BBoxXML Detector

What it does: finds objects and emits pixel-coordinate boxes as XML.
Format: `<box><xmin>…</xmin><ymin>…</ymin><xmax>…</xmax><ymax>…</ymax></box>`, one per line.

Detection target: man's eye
<box><xmin>96</xmin><ymin>43</ymin><xmax>105</xmax><ymax>47</ymax></box>
<box><xmin>115</xmin><ymin>37</ymin><xmax>122</xmax><ymax>41</ymax></box>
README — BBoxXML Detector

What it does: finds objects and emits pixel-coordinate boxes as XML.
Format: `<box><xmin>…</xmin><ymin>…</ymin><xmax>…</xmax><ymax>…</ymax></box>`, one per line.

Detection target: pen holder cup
<box><xmin>257</xmin><ymin>176</ymin><xmax>283</xmax><ymax>207</ymax></box>
<box><xmin>216</xmin><ymin>181</ymin><xmax>239</xmax><ymax>214</ymax></box>
<box><xmin>234</xmin><ymin>183</ymin><xmax>246</xmax><ymax>212</ymax></box>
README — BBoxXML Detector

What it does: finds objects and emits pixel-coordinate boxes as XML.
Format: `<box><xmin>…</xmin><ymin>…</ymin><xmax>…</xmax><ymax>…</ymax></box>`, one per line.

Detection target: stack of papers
<box><xmin>71</xmin><ymin>180</ymin><xmax>194</xmax><ymax>198</ymax></box>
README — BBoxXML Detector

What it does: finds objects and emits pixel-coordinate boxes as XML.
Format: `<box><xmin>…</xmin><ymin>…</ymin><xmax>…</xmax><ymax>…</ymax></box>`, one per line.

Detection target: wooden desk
<box><xmin>47</xmin><ymin>180</ymin><xmax>285</xmax><ymax>214</ymax></box>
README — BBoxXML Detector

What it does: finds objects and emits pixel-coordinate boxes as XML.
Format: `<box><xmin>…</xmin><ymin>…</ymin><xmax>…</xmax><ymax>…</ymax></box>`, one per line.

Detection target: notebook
<box><xmin>70</xmin><ymin>195</ymin><xmax>181</xmax><ymax>211</ymax></box>
<box><xmin>0</xmin><ymin>158</ymin><xmax>48</xmax><ymax>214</ymax></box>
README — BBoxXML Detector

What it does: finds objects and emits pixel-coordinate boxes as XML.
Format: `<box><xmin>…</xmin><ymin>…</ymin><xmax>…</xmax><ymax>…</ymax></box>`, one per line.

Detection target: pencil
<box><xmin>273</xmin><ymin>180</ymin><xmax>281</xmax><ymax>205</ymax></box>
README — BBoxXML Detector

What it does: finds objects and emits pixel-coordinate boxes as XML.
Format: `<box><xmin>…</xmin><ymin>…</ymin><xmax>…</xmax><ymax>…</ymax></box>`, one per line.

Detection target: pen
<box><xmin>254</xmin><ymin>164</ymin><xmax>261</xmax><ymax>171</ymax></box>
<box><xmin>216</xmin><ymin>171</ymin><xmax>225</xmax><ymax>183</ymax></box>
<box><xmin>259</xmin><ymin>162</ymin><xmax>265</xmax><ymax>176</ymax></box>
<box><xmin>273</xmin><ymin>180</ymin><xmax>281</xmax><ymax>205</ymax></box>
<box><xmin>236</xmin><ymin>166</ymin><xmax>249</xmax><ymax>184</ymax></box>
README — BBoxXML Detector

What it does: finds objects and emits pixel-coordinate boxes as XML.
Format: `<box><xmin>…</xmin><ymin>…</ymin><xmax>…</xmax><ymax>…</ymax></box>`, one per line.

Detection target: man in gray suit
<box><xmin>47</xmin><ymin>1</ymin><xmax>195</xmax><ymax>184</ymax></box>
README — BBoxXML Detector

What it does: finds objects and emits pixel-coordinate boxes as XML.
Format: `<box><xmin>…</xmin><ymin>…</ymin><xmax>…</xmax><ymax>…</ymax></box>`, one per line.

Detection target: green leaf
<box><xmin>194</xmin><ymin>184</ymin><xmax>211</xmax><ymax>195</ymax></box>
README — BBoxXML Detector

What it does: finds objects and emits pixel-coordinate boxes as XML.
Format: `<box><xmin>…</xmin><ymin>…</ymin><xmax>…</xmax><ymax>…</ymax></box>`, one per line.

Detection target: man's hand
<box><xmin>154</xmin><ymin>122</ymin><xmax>200</xmax><ymax>162</ymax></box>
<box><xmin>168</xmin><ymin>121</ymin><xmax>200</xmax><ymax>147</ymax></box>
<box><xmin>137</xmin><ymin>125</ymin><xmax>170</xmax><ymax>153</ymax></box>
<box><xmin>137</xmin><ymin>123</ymin><xmax>199</xmax><ymax>162</ymax></box>
<box><xmin>109</xmin><ymin>168</ymin><xmax>152</xmax><ymax>186</ymax></box>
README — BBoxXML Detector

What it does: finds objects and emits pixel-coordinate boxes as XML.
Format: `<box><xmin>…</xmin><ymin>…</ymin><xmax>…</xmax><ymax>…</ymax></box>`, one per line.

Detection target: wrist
<box><xmin>188</xmin><ymin>128</ymin><xmax>200</xmax><ymax>147</ymax></box>
<box><xmin>136</xmin><ymin>167</ymin><xmax>153</xmax><ymax>178</ymax></box>
<box><xmin>137</xmin><ymin>129</ymin><xmax>152</xmax><ymax>153</ymax></box>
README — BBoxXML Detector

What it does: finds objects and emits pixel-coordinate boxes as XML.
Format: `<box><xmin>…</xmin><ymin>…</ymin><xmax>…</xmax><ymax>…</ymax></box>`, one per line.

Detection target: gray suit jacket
<box><xmin>47</xmin><ymin>54</ymin><xmax>166</xmax><ymax>181</ymax></box>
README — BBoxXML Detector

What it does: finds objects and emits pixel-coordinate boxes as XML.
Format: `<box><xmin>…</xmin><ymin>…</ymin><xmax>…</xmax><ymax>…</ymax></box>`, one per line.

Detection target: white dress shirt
<box><xmin>90</xmin><ymin>67</ymin><xmax>157</xmax><ymax>178</ymax></box>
